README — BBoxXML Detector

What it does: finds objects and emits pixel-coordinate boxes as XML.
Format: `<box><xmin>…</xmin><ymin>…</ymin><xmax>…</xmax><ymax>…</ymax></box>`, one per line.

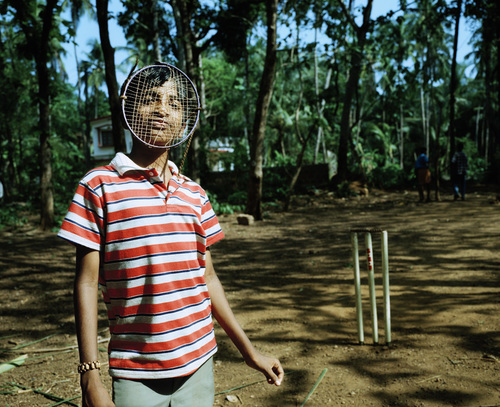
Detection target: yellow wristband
<box><xmin>77</xmin><ymin>360</ymin><xmax>101</xmax><ymax>374</ymax></box>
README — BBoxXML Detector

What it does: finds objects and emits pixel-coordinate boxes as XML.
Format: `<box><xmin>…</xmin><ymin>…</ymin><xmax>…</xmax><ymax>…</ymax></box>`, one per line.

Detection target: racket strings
<box><xmin>122</xmin><ymin>65</ymin><xmax>200</xmax><ymax>149</ymax></box>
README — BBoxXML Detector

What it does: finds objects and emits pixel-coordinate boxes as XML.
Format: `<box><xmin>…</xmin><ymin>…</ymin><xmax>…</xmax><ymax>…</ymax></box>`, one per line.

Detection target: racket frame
<box><xmin>120</xmin><ymin>63</ymin><xmax>201</xmax><ymax>149</ymax></box>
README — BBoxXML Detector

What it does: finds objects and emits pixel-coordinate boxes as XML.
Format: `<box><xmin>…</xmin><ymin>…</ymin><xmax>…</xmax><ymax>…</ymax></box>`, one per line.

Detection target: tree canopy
<box><xmin>0</xmin><ymin>0</ymin><xmax>498</xmax><ymax>228</ymax></box>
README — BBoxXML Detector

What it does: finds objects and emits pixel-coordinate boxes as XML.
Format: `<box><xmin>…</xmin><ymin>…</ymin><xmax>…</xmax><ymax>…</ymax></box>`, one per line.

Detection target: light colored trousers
<box><xmin>113</xmin><ymin>358</ymin><xmax>214</xmax><ymax>407</ymax></box>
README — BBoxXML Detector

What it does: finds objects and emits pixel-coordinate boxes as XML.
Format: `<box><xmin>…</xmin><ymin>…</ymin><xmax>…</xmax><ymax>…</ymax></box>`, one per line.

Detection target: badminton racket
<box><xmin>120</xmin><ymin>63</ymin><xmax>201</xmax><ymax>149</ymax></box>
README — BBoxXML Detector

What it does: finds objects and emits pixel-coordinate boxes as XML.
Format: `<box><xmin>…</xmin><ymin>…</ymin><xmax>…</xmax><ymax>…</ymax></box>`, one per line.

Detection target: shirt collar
<box><xmin>110</xmin><ymin>152</ymin><xmax>179</xmax><ymax>178</ymax></box>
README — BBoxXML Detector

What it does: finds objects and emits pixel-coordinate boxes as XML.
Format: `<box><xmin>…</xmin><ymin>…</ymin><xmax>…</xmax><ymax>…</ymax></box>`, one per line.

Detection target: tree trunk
<box><xmin>38</xmin><ymin>80</ymin><xmax>54</xmax><ymax>231</ymax></box>
<box><xmin>2</xmin><ymin>122</ymin><xmax>17</xmax><ymax>201</ymax></box>
<box><xmin>334</xmin><ymin>0</ymin><xmax>373</xmax><ymax>184</ymax></box>
<box><xmin>170</xmin><ymin>0</ymin><xmax>202</xmax><ymax>181</ymax></box>
<box><xmin>284</xmin><ymin>139</ymin><xmax>308</xmax><ymax>211</ymax></box>
<box><xmin>420</xmin><ymin>89</ymin><xmax>427</xmax><ymax>148</ymax></box>
<box><xmin>399</xmin><ymin>104</ymin><xmax>404</xmax><ymax>169</ymax></box>
<box><xmin>96</xmin><ymin>0</ymin><xmax>125</xmax><ymax>154</ymax></box>
<box><xmin>246</xmin><ymin>0</ymin><xmax>278</xmax><ymax>220</ymax></box>
<box><xmin>448</xmin><ymin>0</ymin><xmax>461</xmax><ymax>162</ymax></box>
<box><xmin>284</xmin><ymin>42</ymin><xmax>306</xmax><ymax>211</ymax></box>
<box><xmin>16</xmin><ymin>0</ymin><xmax>59</xmax><ymax>230</ymax></box>
<box><xmin>434</xmin><ymin>104</ymin><xmax>443</xmax><ymax>202</ymax></box>
<box><xmin>83</xmin><ymin>68</ymin><xmax>91</xmax><ymax>167</ymax></box>
<box><xmin>313</xmin><ymin>28</ymin><xmax>332</xmax><ymax>165</ymax></box>
<box><xmin>152</xmin><ymin>0</ymin><xmax>161</xmax><ymax>61</ymax></box>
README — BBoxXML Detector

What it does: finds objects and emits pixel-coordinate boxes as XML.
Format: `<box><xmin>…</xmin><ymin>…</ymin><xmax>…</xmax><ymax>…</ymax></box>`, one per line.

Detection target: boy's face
<box><xmin>135</xmin><ymin>79</ymin><xmax>185</xmax><ymax>147</ymax></box>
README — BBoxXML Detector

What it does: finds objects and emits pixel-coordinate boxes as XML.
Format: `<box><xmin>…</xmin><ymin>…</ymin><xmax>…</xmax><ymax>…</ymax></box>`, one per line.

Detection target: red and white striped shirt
<box><xmin>58</xmin><ymin>153</ymin><xmax>224</xmax><ymax>379</ymax></box>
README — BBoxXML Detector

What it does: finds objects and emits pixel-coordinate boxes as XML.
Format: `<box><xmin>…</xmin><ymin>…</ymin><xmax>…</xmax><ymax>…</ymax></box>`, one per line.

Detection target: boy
<box><xmin>58</xmin><ymin>65</ymin><xmax>283</xmax><ymax>406</ymax></box>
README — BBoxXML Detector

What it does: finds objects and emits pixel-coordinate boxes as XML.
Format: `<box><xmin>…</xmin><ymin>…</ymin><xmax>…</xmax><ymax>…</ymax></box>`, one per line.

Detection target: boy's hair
<box><xmin>121</xmin><ymin>65</ymin><xmax>194</xmax><ymax>125</ymax></box>
<box><xmin>457</xmin><ymin>142</ymin><xmax>464</xmax><ymax>151</ymax></box>
<box><xmin>122</xmin><ymin>67</ymin><xmax>173</xmax><ymax>99</ymax></box>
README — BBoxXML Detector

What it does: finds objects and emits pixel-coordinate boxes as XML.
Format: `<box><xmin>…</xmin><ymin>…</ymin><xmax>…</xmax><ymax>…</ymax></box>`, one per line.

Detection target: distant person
<box><xmin>415</xmin><ymin>147</ymin><xmax>431</xmax><ymax>202</ymax></box>
<box><xmin>452</xmin><ymin>142</ymin><xmax>468</xmax><ymax>200</ymax></box>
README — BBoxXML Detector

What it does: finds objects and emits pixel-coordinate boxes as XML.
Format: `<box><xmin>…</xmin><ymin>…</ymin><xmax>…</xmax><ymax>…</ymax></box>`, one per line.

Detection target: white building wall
<box><xmin>90</xmin><ymin>116</ymin><xmax>132</xmax><ymax>160</ymax></box>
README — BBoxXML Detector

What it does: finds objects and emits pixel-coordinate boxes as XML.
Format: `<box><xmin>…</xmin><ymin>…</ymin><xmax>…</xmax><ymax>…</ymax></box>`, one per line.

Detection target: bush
<box><xmin>207</xmin><ymin>192</ymin><xmax>244</xmax><ymax>215</ymax></box>
<box><xmin>227</xmin><ymin>190</ymin><xmax>247</xmax><ymax>205</ymax></box>
<box><xmin>369</xmin><ymin>162</ymin><xmax>406</xmax><ymax>188</ymax></box>
<box><xmin>263</xmin><ymin>168</ymin><xmax>289</xmax><ymax>201</ymax></box>
<box><xmin>0</xmin><ymin>203</ymin><xmax>30</xmax><ymax>229</ymax></box>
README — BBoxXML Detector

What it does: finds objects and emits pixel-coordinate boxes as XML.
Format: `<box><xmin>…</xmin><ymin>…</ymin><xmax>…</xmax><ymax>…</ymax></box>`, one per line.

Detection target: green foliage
<box><xmin>231</xmin><ymin>141</ymin><xmax>250</xmax><ymax>172</ymax></box>
<box><xmin>458</xmin><ymin>138</ymin><xmax>487</xmax><ymax>182</ymax></box>
<box><xmin>272</xmin><ymin>151</ymin><xmax>296</xmax><ymax>167</ymax></box>
<box><xmin>0</xmin><ymin>0</ymin><xmax>498</xmax><ymax>229</ymax></box>
<box><xmin>0</xmin><ymin>204</ymin><xmax>30</xmax><ymax>229</ymax></box>
<box><xmin>52</xmin><ymin>139</ymin><xmax>86</xmax><ymax>202</ymax></box>
<box><xmin>262</xmin><ymin>169</ymin><xmax>289</xmax><ymax>202</ymax></box>
<box><xmin>206</xmin><ymin>191</ymin><xmax>244</xmax><ymax>215</ymax></box>
<box><xmin>334</xmin><ymin>181</ymin><xmax>357</xmax><ymax>198</ymax></box>
<box><xmin>369</xmin><ymin>162</ymin><xmax>406</xmax><ymax>189</ymax></box>
<box><xmin>227</xmin><ymin>191</ymin><xmax>247</xmax><ymax>206</ymax></box>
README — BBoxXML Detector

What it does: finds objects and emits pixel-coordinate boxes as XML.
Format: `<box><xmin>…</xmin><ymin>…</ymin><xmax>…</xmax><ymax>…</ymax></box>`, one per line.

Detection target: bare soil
<box><xmin>1</xmin><ymin>187</ymin><xmax>500</xmax><ymax>407</ymax></box>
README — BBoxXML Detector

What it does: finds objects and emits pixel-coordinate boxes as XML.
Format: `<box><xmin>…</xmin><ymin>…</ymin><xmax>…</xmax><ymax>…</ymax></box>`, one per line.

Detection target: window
<box><xmin>98</xmin><ymin>127</ymin><xmax>113</xmax><ymax>147</ymax></box>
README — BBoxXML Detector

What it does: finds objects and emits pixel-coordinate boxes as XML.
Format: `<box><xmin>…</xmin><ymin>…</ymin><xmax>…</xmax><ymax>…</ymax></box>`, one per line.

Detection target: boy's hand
<box><xmin>246</xmin><ymin>351</ymin><xmax>284</xmax><ymax>386</ymax></box>
<box><xmin>81</xmin><ymin>370</ymin><xmax>115</xmax><ymax>407</ymax></box>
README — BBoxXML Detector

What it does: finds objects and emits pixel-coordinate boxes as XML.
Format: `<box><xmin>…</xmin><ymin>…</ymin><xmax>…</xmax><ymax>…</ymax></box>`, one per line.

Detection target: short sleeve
<box><xmin>200</xmin><ymin>194</ymin><xmax>224</xmax><ymax>247</ymax></box>
<box><xmin>58</xmin><ymin>179</ymin><xmax>105</xmax><ymax>251</ymax></box>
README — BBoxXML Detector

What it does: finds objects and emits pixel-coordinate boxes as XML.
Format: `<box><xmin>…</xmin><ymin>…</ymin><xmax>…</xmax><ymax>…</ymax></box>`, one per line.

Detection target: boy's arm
<box><xmin>74</xmin><ymin>245</ymin><xmax>115</xmax><ymax>407</ymax></box>
<box><xmin>204</xmin><ymin>249</ymin><xmax>284</xmax><ymax>386</ymax></box>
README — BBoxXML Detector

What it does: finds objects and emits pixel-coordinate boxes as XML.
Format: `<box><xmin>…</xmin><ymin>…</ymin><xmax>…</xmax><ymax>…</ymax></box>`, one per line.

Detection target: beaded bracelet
<box><xmin>77</xmin><ymin>360</ymin><xmax>101</xmax><ymax>374</ymax></box>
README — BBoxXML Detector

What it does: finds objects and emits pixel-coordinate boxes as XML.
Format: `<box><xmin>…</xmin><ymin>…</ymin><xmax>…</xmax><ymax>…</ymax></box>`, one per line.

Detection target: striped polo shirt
<box><xmin>58</xmin><ymin>153</ymin><xmax>224</xmax><ymax>379</ymax></box>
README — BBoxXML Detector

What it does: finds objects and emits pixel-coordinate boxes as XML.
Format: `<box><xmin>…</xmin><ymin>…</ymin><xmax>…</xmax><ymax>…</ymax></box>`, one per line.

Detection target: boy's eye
<box><xmin>170</xmin><ymin>99</ymin><xmax>181</xmax><ymax>109</ymax></box>
<box><xmin>143</xmin><ymin>95</ymin><xmax>158</xmax><ymax>104</ymax></box>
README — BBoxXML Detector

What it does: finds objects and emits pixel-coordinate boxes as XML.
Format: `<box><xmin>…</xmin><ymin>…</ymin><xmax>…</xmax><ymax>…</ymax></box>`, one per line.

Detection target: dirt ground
<box><xmin>1</xmin><ymin>186</ymin><xmax>500</xmax><ymax>407</ymax></box>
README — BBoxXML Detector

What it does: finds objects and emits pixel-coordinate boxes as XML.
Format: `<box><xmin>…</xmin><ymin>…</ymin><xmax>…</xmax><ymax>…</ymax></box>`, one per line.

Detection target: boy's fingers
<box><xmin>274</xmin><ymin>361</ymin><xmax>284</xmax><ymax>386</ymax></box>
<box><xmin>265</xmin><ymin>360</ymin><xmax>283</xmax><ymax>386</ymax></box>
<box><xmin>266</xmin><ymin>374</ymin><xmax>279</xmax><ymax>386</ymax></box>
